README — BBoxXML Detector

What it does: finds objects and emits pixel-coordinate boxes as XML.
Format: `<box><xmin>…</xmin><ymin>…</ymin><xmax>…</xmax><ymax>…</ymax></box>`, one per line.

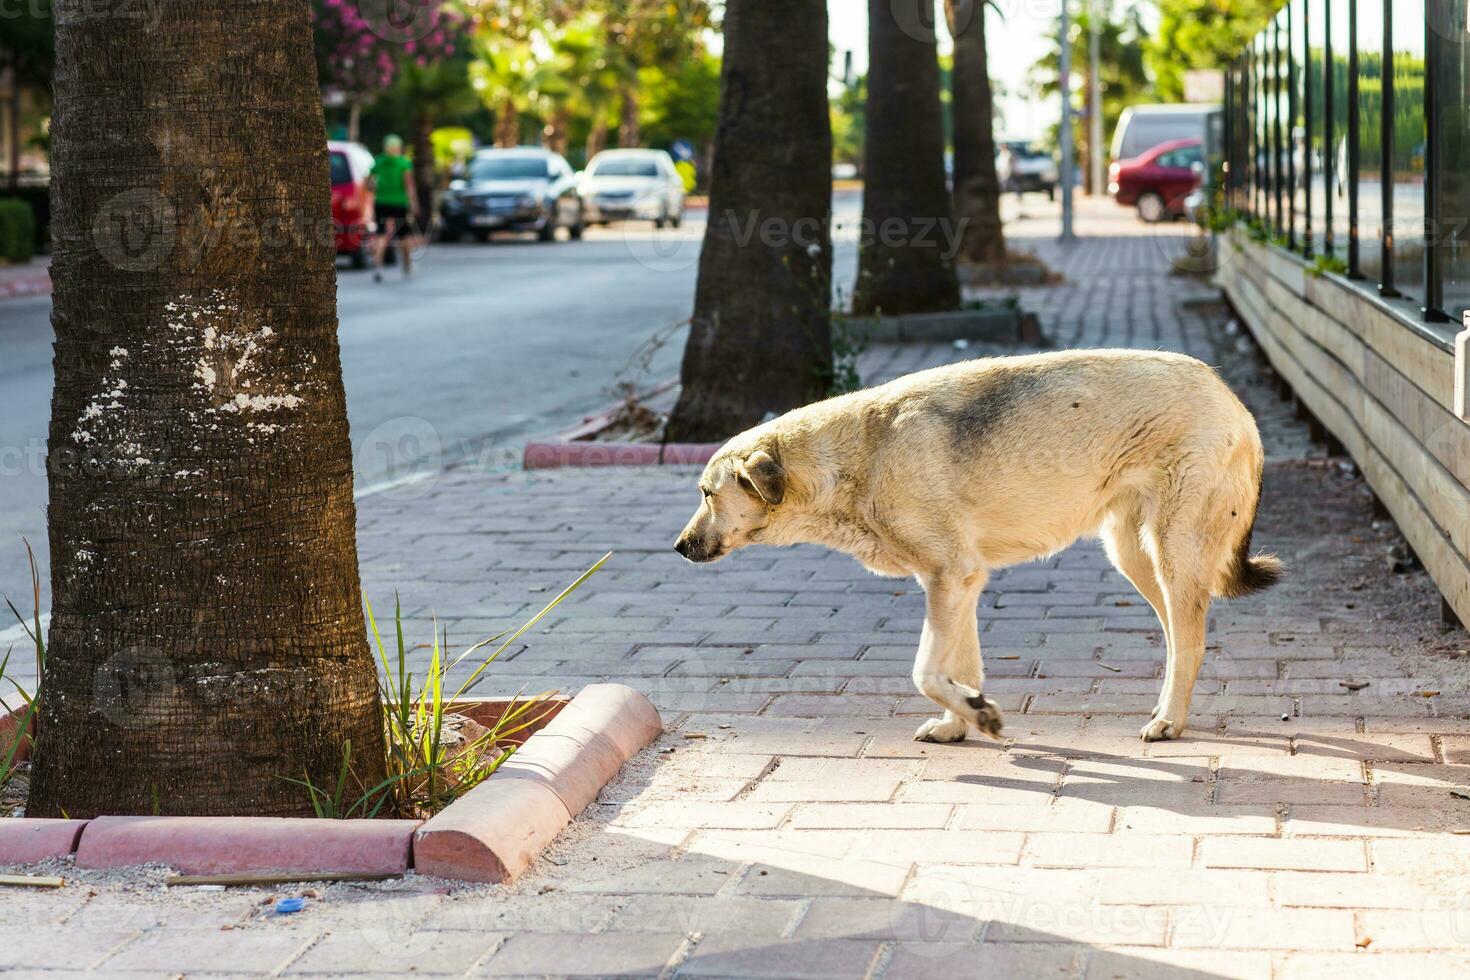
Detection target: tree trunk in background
<box><xmin>7</xmin><ymin>63</ymin><xmax>19</xmax><ymax>193</ymax></box>
<box><xmin>546</xmin><ymin>107</ymin><xmax>570</xmax><ymax>155</ymax></box>
<box><xmin>947</xmin><ymin>0</ymin><xmax>1006</xmax><ymax>265</ymax></box>
<box><xmin>586</xmin><ymin>114</ymin><xmax>609</xmax><ymax>159</ymax></box>
<box><xmin>664</xmin><ymin>0</ymin><xmax>832</xmax><ymax>442</ymax></box>
<box><xmin>618</xmin><ymin>84</ymin><xmax>641</xmax><ymax>147</ymax></box>
<box><xmin>29</xmin><ymin>0</ymin><xmax>387</xmax><ymax>817</ymax></box>
<box><xmin>496</xmin><ymin>99</ymin><xmax>518</xmax><ymax>148</ymax></box>
<box><xmin>853</xmin><ymin>0</ymin><xmax>960</xmax><ymax>314</ymax></box>
<box><xmin>412</xmin><ymin>109</ymin><xmax>435</xmax><ymax>232</ymax></box>
<box><xmin>347</xmin><ymin>97</ymin><xmax>362</xmax><ymax>144</ymax></box>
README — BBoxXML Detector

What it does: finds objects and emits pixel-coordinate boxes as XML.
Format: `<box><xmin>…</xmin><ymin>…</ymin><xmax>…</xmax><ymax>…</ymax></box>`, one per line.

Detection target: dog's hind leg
<box><xmin>1141</xmin><ymin>575</ymin><xmax>1209</xmax><ymax>741</ymax></box>
<box><xmin>1101</xmin><ymin>504</ymin><xmax>1173</xmax><ymax>716</ymax></box>
<box><xmin>1140</xmin><ymin>510</ymin><xmax>1218</xmax><ymax>741</ymax></box>
<box><xmin>911</xmin><ymin>570</ymin><xmax>1003</xmax><ymax>743</ymax></box>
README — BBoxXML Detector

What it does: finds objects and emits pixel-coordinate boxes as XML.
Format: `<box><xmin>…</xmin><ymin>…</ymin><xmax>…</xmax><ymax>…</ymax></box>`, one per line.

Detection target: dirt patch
<box><xmin>1257</xmin><ymin>457</ymin><xmax>1470</xmax><ymax>712</ymax></box>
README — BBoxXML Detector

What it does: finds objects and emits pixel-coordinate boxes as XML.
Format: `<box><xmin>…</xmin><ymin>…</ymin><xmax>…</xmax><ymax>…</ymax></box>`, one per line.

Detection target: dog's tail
<box><xmin>1213</xmin><ymin>459</ymin><xmax>1284</xmax><ymax>600</ymax></box>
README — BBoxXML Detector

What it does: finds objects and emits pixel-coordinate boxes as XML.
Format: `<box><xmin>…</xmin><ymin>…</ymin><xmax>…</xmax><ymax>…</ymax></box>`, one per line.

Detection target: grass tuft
<box><xmin>1</xmin><ymin>539</ymin><xmax>45</xmax><ymax>804</ymax></box>
<box><xmin>291</xmin><ymin>551</ymin><xmax>613</xmax><ymax>819</ymax></box>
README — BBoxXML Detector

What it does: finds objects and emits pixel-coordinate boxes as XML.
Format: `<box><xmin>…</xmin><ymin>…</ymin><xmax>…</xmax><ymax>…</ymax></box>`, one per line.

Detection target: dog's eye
<box><xmin>700</xmin><ymin>487</ymin><xmax>712</xmax><ymax>499</ymax></box>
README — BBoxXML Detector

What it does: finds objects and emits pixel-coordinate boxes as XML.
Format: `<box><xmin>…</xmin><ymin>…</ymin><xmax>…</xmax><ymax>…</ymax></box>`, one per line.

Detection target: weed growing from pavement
<box><xmin>290</xmin><ymin>551</ymin><xmax>612</xmax><ymax>819</ymax></box>
<box><xmin>827</xmin><ymin>311</ymin><xmax>869</xmax><ymax>395</ymax></box>
<box><xmin>1</xmin><ymin>540</ymin><xmax>44</xmax><ymax>809</ymax></box>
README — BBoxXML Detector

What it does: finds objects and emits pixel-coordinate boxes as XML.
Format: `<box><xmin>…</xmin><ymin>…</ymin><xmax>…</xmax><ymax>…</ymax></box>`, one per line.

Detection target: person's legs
<box><xmin>399</xmin><ymin>219</ymin><xmax>414</xmax><ymax>276</ymax></box>
<box><xmin>372</xmin><ymin>218</ymin><xmax>398</xmax><ymax>281</ymax></box>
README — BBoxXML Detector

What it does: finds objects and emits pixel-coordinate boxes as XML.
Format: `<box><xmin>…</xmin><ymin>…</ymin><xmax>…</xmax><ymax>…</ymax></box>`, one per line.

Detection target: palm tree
<box><xmin>853</xmin><ymin>0</ymin><xmax>960</xmax><ymax>314</ymax></box>
<box><xmin>28</xmin><ymin>0</ymin><xmax>387</xmax><ymax>817</ymax></box>
<box><xmin>663</xmin><ymin>0</ymin><xmax>832</xmax><ymax>442</ymax></box>
<box><xmin>470</xmin><ymin>30</ymin><xmax>560</xmax><ymax>147</ymax></box>
<box><xmin>384</xmin><ymin>57</ymin><xmax>479</xmax><ymax>214</ymax></box>
<box><xmin>602</xmin><ymin>0</ymin><xmax>713</xmax><ymax>147</ymax></box>
<box><xmin>1031</xmin><ymin>4</ymin><xmax>1150</xmax><ymax>188</ymax></box>
<box><xmin>551</xmin><ymin>13</ymin><xmax>618</xmax><ymax>157</ymax></box>
<box><xmin>947</xmin><ymin>0</ymin><xmax>1006</xmax><ymax>265</ymax></box>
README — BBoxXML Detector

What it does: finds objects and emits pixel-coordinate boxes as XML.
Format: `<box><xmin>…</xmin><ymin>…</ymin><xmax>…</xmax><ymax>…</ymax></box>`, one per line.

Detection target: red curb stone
<box><xmin>413</xmin><ymin>683</ymin><xmax>662</xmax><ymax>882</ymax></box>
<box><xmin>413</xmin><ymin>776</ymin><xmax>571</xmax><ymax>884</ymax></box>
<box><xmin>522</xmin><ymin>440</ymin><xmax>721</xmax><ymax>470</ymax></box>
<box><xmin>495</xmin><ymin>730</ymin><xmax>626</xmax><ymax>817</ymax></box>
<box><xmin>75</xmin><ymin>816</ymin><xmax>419</xmax><ymax>875</ymax></box>
<box><xmin>543</xmin><ymin>683</ymin><xmax>663</xmax><ymax>758</ymax></box>
<box><xmin>0</xmin><ymin>819</ymin><xmax>89</xmax><ymax>864</ymax></box>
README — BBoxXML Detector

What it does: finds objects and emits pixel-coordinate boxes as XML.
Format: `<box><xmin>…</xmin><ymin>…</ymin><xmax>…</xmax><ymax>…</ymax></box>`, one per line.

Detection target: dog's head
<box><xmin>674</xmin><ymin>444</ymin><xmax>785</xmax><ymax>563</ymax></box>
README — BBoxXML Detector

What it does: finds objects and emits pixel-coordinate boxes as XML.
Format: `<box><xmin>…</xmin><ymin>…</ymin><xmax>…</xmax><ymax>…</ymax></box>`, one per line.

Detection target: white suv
<box><xmin>579</xmin><ymin>149</ymin><xmax>686</xmax><ymax>228</ymax></box>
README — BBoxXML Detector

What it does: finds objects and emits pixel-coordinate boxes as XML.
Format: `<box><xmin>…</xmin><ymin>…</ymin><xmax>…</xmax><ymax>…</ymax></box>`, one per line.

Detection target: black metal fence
<box><xmin>1224</xmin><ymin>0</ymin><xmax>1470</xmax><ymax>323</ymax></box>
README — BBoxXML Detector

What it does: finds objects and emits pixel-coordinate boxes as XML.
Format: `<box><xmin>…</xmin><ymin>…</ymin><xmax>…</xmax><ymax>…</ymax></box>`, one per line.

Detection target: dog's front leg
<box><xmin>911</xmin><ymin>571</ymin><xmax>1003</xmax><ymax>743</ymax></box>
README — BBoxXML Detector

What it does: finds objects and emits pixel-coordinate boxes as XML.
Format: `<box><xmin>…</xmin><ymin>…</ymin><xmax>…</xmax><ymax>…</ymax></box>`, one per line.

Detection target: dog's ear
<box><xmin>739</xmin><ymin>449</ymin><xmax>785</xmax><ymax>506</ymax></box>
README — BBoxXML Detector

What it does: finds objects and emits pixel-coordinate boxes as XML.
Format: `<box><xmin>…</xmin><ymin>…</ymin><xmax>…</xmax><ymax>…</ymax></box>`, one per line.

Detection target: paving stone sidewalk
<box><xmin>4</xmin><ymin>201</ymin><xmax>1469</xmax><ymax>978</ymax></box>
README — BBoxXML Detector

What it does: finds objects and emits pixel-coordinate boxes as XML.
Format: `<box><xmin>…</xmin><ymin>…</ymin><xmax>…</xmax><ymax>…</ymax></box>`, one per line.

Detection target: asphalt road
<box><xmin>0</xmin><ymin>194</ymin><xmax>864</xmax><ymax>610</ymax></box>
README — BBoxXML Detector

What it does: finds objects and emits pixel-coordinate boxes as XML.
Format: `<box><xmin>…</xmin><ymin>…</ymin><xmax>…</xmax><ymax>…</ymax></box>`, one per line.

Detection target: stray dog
<box><xmin>674</xmin><ymin>350</ymin><xmax>1282</xmax><ymax>742</ymax></box>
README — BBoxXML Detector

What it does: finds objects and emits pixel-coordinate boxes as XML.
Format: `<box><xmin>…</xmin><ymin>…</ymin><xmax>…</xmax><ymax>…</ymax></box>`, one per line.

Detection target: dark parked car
<box><xmin>1108</xmin><ymin>137</ymin><xmax>1204</xmax><ymax>223</ymax></box>
<box><xmin>439</xmin><ymin>147</ymin><xmax>584</xmax><ymax>242</ymax></box>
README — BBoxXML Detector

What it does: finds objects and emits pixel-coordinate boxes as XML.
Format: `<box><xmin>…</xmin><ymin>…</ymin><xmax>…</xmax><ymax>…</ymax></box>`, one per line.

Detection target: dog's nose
<box><xmin>674</xmin><ymin>537</ymin><xmax>691</xmax><ymax>558</ymax></box>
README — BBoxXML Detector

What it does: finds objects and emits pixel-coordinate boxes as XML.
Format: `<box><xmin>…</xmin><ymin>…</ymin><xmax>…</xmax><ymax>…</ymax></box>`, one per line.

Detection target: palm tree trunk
<box><xmin>664</xmin><ymin>0</ymin><xmax>832</xmax><ymax>443</ymax></box>
<box><xmin>547</xmin><ymin>106</ymin><xmax>570</xmax><ymax>154</ymax></box>
<box><xmin>412</xmin><ymin>109</ymin><xmax>435</xmax><ymax>230</ymax></box>
<box><xmin>496</xmin><ymin>99</ymin><xmax>519</xmax><ymax>148</ymax></box>
<box><xmin>618</xmin><ymin>82</ymin><xmax>640</xmax><ymax>147</ymax></box>
<box><xmin>29</xmin><ymin>0</ymin><xmax>387</xmax><ymax>817</ymax></box>
<box><xmin>7</xmin><ymin>60</ymin><xmax>20</xmax><ymax>194</ymax></box>
<box><xmin>947</xmin><ymin>0</ymin><xmax>1006</xmax><ymax>265</ymax></box>
<box><xmin>585</xmin><ymin>112</ymin><xmax>609</xmax><ymax>160</ymax></box>
<box><xmin>853</xmin><ymin>0</ymin><xmax>960</xmax><ymax>314</ymax></box>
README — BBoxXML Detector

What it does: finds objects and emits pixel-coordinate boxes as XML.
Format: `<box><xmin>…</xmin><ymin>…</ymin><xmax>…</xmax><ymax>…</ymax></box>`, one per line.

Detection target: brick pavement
<box><xmin>3</xmin><ymin>198</ymin><xmax>1469</xmax><ymax>977</ymax></box>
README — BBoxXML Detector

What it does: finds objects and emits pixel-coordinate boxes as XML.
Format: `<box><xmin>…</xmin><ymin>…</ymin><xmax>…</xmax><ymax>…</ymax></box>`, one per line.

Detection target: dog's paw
<box><xmin>965</xmin><ymin>694</ymin><xmax>1005</xmax><ymax>740</ymax></box>
<box><xmin>1140</xmin><ymin>716</ymin><xmax>1184</xmax><ymax>741</ymax></box>
<box><xmin>914</xmin><ymin>715</ymin><xmax>969</xmax><ymax>743</ymax></box>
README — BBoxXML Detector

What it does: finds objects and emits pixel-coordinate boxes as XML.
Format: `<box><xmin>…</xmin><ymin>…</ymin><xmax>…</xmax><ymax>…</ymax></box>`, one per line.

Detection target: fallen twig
<box><xmin>0</xmin><ymin>874</ymin><xmax>63</xmax><ymax>888</ymax></box>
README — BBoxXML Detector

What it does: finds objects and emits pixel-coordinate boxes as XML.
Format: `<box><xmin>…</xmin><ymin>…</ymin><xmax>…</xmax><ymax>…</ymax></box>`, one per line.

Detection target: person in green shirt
<box><xmin>369</xmin><ymin>134</ymin><xmax>420</xmax><ymax>281</ymax></box>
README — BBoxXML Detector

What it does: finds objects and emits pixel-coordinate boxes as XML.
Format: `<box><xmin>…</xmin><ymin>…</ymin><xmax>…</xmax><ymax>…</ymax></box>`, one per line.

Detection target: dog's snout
<box><xmin>675</xmin><ymin>534</ymin><xmax>717</xmax><ymax>563</ymax></box>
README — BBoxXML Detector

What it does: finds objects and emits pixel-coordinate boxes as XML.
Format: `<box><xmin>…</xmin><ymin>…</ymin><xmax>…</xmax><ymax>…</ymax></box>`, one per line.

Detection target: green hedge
<box><xmin>0</xmin><ymin>199</ymin><xmax>35</xmax><ymax>263</ymax></box>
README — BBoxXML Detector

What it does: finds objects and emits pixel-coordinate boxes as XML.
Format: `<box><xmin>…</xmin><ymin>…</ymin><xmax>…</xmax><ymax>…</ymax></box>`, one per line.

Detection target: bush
<box><xmin>0</xmin><ymin>199</ymin><xmax>36</xmax><ymax>263</ymax></box>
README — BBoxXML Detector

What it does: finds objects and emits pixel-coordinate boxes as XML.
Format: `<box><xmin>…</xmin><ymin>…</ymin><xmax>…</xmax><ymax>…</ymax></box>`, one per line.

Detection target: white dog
<box><xmin>674</xmin><ymin>350</ymin><xmax>1282</xmax><ymax>742</ymax></box>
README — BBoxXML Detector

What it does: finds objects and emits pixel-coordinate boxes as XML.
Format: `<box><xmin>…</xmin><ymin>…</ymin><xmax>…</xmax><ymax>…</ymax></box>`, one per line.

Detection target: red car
<box><xmin>329</xmin><ymin>140</ymin><xmax>376</xmax><ymax>268</ymax></box>
<box><xmin>1109</xmin><ymin>137</ymin><xmax>1204</xmax><ymax>223</ymax></box>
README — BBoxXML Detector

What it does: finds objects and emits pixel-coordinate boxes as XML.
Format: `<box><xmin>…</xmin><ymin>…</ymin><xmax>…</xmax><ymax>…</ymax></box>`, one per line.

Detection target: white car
<box><xmin>579</xmin><ymin>149</ymin><xmax>686</xmax><ymax>228</ymax></box>
<box><xmin>996</xmin><ymin>141</ymin><xmax>1059</xmax><ymax>199</ymax></box>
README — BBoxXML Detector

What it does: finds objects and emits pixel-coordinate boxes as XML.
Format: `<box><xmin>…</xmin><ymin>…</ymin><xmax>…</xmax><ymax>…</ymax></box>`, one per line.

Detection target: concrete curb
<box><xmin>0</xmin><ymin>819</ymin><xmax>88</xmax><ymax>865</ymax></box>
<box><xmin>839</xmin><ymin>307</ymin><xmax>1041</xmax><ymax>344</ymax></box>
<box><xmin>1</xmin><ymin>688</ymin><xmax>656</xmax><ymax>881</ymax></box>
<box><xmin>75</xmin><ymin>816</ymin><xmax>419</xmax><ymax>875</ymax></box>
<box><xmin>414</xmin><ymin>683</ymin><xmax>662</xmax><ymax>883</ymax></box>
<box><xmin>523</xmin><ymin>441</ymin><xmax>720</xmax><ymax>470</ymax></box>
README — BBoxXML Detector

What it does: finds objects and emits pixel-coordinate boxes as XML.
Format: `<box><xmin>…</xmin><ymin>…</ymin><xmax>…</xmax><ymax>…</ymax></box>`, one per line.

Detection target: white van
<box><xmin>1111</xmin><ymin>104</ymin><xmax>1219</xmax><ymax>162</ymax></box>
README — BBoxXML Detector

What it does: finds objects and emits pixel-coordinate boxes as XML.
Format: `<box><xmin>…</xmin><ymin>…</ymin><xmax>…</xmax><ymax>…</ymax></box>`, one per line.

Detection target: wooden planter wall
<box><xmin>1217</xmin><ymin>229</ymin><xmax>1470</xmax><ymax>630</ymax></box>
